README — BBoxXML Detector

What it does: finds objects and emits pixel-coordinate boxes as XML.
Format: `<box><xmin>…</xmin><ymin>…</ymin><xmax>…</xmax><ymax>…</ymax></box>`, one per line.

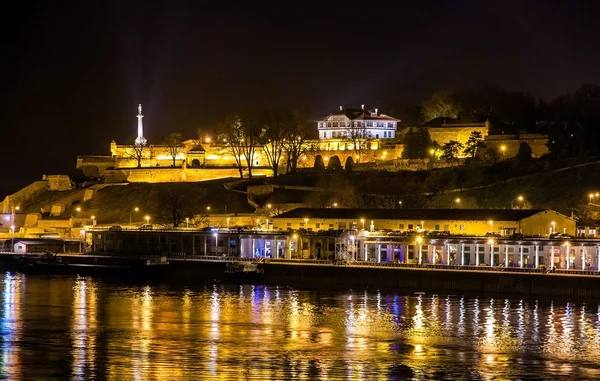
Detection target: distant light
<box><xmin>205</xmin><ymin>137</ymin><xmax>211</xmax><ymax>143</ymax></box>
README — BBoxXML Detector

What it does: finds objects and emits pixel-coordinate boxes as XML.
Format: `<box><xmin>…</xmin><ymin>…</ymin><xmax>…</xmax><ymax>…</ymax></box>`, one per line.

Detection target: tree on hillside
<box><xmin>344</xmin><ymin>156</ymin><xmax>354</xmax><ymax>172</ymax></box>
<box><xmin>153</xmin><ymin>184</ymin><xmax>207</xmax><ymax>228</ymax></box>
<box><xmin>217</xmin><ymin>115</ymin><xmax>245</xmax><ymax>178</ymax></box>
<box><xmin>238</xmin><ymin>109</ymin><xmax>265</xmax><ymax>178</ymax></box>
<box><xmin>515</xmin><ymin>142</ymin><xmax>533</xmax><ymax>165</ymax></box>
<box><xmin>441</xmin><ymin>140</ymin><xmax>464</xmax><ymax>161</ymax></box>
<box><xmin>422</xmin><ymin>90</ymin><xmax>459</xmax><ymax>122</ymax></box>
<box><xmin>313</xmin><ymin>155</ymin><xmax>325</xmax><ymax>173</ymax></box>
<box><xmin>130</xmin><ymin>139</ymin><xmax>149</xmax><ymax>168</ymax></box>
<box><xmin>283</xmin><ymin>110</ymin><xmax>314</xmax><ymax>173</ymax></box>
<box><xmin>217</xmin><ymin>110</ymin><xmax>265</xmax><ymax>178</ymax></box>
<box><xmin>327</xmin><ymin>156</ymin><xmax>343</xmax><ymax>172</ymax></box>
<box><xmin>483</xmin><ymin>147</ymin><xmax>499</xmax><ymax>163</ymax></box>
<box><xmin>402</xmin><ymin>128</ymin><xmax>434</xmax><ymax>159</ymax></box>
<box><xmin>463</xmin><ymin>131</ymin><xmax>485</xmax><ymax>158</ymax></box>
<box><xmin>260</xmin><ymin>109</ymin><xmax>288</xmax><ymax>176</ymax></box>
<box><xmin>163</xmin><ymin>132</ymin><xmax>184</xmax><ymax>167</ymax></box>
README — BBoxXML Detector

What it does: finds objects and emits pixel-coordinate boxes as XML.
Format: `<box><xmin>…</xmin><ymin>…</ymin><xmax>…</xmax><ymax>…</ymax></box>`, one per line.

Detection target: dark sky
<box><xmin>2</xmin><ymin>0</ymin><xmax>599</xmax><ymax>197</ymax></box>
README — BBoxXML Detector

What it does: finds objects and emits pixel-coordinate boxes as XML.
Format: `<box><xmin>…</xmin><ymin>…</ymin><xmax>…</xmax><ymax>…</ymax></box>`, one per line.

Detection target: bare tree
<box><xmin>344</xmin><ymin>121</ymin><xmax>372</xmax><ymax>163</ymax></box>
<box><xmin>130</xmin><ymin>140</ymin><xmax>149</xmax><ymax>168</ymax></box>
<box><xmin>238</xmin><ymin>109</ymin><xmax>265</xmax><ymax>178</ymax></box>
<box><xmin>260</xmin><ymin>109</ymin><xmax>290</xmax><ymax>176</ymax></box>
<box><xmin>153</xmin><ymin>184</ymin><xmax>207</xmax><ymax>228</ymax></box>
<box><xmin>163</xmin><ymin>132</ymin><xmax>184</xmax><ymax>167</ymax></box>
<box><xmin>283</xmin><ymin>110</ymin><xmax>314</xmax><ymax>173</ymax></box>
<box><xmin>217</xmin><ymin>115</ymin><xmax>246</xmax><ymax>178</ymax></box>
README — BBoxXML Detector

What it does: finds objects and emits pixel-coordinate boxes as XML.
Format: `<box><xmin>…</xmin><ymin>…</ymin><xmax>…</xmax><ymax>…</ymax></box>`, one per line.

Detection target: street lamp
<box><xmin>226</xmin><ymin>217</ymin><xmax>230</xmax><ymax>229</ymax></box>
<box><xmin>551</xmin><ymin>221</ymin><xmax>556</xmax><ymax>234</ymax></box>
<box><xmin>206</xmin><ymin>206</ymin><xmax>211</xmax><ymax>212</ymax></box>
<box><xmin>304</xmin><ymin>218</ymin><xmax>309</xmax><ymax>229</ymax></box>
<box><xmin>451</xmin><ymin>198</ymin><xmax>461</xmax><ymax>208</ymax></box>
<box><xmin>91</xmin><ymin>215</ymin><xmax>96</xmax><ymax>227</ymax></box>
<box><xmin>360</xmin><ymin>218</ymin><xmax>365</xmax><ymax>231</ymax></box>
<box><xmin>488</xmin><ymin>220</ymin><xmax>494</xmax><ymax>232</ymax></box>
<box><xmin>129</xmin><ymin>206</ymin><xmax>139</xmax><ymax>225</ymax></box>
<box><xmin>398</xmin><ymin>201</ymin><xmax>403</xmax><ymax>207</ymax></box>
<box><xmin>500</xmin><ymin>145</ymin><xmax>506</xmax><ymax>157</ymax></box>
<box><xmin>185</xmin><ymin>217</ymin><xmax>189</xmax><ymax>228</ymax></box>
<box><xmin>145</xmin><ymin>215</ymin><xmax>150</xmax><ymax>225</ymax></box>
<box><xmin>511</xmin><ymin>195</ymin><xmax>524</xmax><ymax>209</ymax></box>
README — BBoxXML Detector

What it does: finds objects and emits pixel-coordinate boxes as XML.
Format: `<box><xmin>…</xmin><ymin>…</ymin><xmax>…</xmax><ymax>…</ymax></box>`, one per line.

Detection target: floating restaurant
<box><xmin>86</xmin><ymin>208</ymin><xmax>600</xmax><ymax>271</ymax></box>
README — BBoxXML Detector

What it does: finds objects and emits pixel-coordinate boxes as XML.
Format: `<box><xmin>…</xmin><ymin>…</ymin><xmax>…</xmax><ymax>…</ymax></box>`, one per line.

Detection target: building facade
<box><xmin>317</xmin><ymin>106</ymin><xmax>400</xmax><ymax>140</ymax></box>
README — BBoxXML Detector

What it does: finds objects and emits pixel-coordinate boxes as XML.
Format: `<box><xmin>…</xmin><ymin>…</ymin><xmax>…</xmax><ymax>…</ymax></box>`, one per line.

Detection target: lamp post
<box><xmin>129</xmin><ymin>207</ymin><xmax>139</xmax><ymax>225</ymax></box>
<box><xmin>226</xmin><ymin>217</ymin><xmax>230</xmax><ymax>229</ymax></box>
<box><xmin>511</xmin><ymin>195</ymin><xmax>524</xmax><ymax>209</ymax></box>
<box><xmin>398</xmin><ymin>201</ymin><xmax>403</xmax><ymax>208</ymax></box>
<box><xmin>91</xmin><ymin>215</ymin><xmax>96</xmax><ymax>227</ymax></box>
<box><xmin>488</xmin><ymin>220</ymin><xmax>494</xmax><ymax>233</ymax></box>
<box><xmin>360</xmin><ymin>218</ymin><xmax>365</xmax><ymax>231</ymax></box>
<box><xmin>10</xmin><ymin>225</ymin><xmax>15</xmax><ymax>252</ymax></box>
<box><xmin>551</xmin><ymin>221</ymin><xmax>556</xmax><ymax>235</ymax></box>
<box><xmin>145</xmin><ymin>215</ymin><xmax>150</xmax><ymax>225</ymax></box>
<box><xmin>500</xmin><ymin>145</ymin><xmax>506</xmax><ymax>158</ymax></box>
<box><xmin>565</xmin><ymin>241</ymin><xmax>570</xmax><ymax>270</ymax></box>
<box><xmin>451</xmin><ymin>198</ymin><xmax>461</xmax><ymax>208</ymax></box>
<box><xmin>185</xmin><ymin>217</ymin><xmax>189</xmax><ymax>229</ymax></box>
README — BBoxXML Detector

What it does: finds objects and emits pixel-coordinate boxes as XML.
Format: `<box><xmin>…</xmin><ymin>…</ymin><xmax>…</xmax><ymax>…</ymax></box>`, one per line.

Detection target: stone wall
<box><xmin>353</xmin><ymin>158</ymin><xmax>462</xmax><ymax>172</ymax></box>
<box><xmin>103</xmin><ymin>167</ymin><xmax>273</xmax><ymax>183</ymax></box>
<box><xmin>1</xmin><ymin>180</ymin><xmax>48</xmax><ymax>213</ymax></box>
<box><xmin>485</xmin><ymin>134</ymin><xmax>549</xmax><ymax>158</ymax></box>
<box><xmin>428</xmin><ymin>126</ymin><xmax>489</xmax><ymax>147</ymax></box>
<box><xmin>45</xmin><ymin>175</ymin><xmax>72</xmax><ymax>191</ymax></box>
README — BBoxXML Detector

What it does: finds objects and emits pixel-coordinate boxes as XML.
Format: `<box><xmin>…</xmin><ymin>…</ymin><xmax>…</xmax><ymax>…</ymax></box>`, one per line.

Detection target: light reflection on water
<box><xmin>2</xmin><ymin>274</ymin><xmax>600</xmax><ymax>379</ymax></box>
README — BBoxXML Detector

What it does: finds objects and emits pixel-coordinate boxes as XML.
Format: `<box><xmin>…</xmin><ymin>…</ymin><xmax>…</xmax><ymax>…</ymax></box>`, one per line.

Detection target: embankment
<box><xmin>171</xmin><ymin>261</ymin><xmax>600</xmax><ymax>299</ymax></box>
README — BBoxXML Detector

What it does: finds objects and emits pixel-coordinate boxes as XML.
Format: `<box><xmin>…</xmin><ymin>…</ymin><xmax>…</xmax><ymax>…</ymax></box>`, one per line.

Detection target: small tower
<box><xmin>134</xmin><ymin>104</ymin><xmax>147</xmax><ymax>145</ymax></box>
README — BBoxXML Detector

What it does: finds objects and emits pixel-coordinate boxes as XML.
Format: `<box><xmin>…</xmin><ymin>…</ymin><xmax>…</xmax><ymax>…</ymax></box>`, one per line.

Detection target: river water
<box><xmin>1</xmin><ymin>272</ymin><xmax>600</xmax><ymax>380</ymax></box>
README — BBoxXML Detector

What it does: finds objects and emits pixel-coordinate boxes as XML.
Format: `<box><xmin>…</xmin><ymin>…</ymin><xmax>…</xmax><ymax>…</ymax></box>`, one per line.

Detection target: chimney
<box><xmin>361</xmin><ymin>104</ymin><xmax>365</xmax><ymax>110</ymax></box>
<box><xmin>339</xmin><ymin>106</ymin><xmax>343</xmax><ymax>111</ymax></box>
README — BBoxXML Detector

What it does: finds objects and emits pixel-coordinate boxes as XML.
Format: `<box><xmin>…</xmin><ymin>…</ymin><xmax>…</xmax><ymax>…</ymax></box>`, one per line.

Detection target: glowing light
<box><xmin>156</xmin><ymin>154</ymin><xmax>186</xmax><ymax>160</ymax></box>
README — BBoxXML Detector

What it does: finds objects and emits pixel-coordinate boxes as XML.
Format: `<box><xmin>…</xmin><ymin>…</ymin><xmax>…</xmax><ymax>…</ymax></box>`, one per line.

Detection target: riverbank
<box><xmin>167</xmin><ymin>260</ymin><xmax>600</xmax><ymax>300</ymax></box>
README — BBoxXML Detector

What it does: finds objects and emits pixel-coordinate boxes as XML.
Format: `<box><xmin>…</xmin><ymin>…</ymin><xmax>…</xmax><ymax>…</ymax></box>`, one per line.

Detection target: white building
<box><xmin>317</xmin><ymin>105</ymin><xmax>400</xmax><ymax>140</ymax></box>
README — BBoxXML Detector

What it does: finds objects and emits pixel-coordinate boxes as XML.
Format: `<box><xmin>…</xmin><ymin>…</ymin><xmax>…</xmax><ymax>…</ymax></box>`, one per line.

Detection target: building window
<box><xmin>399</xmin><ymin>224</ymin><xmax>404</xmax><ymax>229</ymax></box>
<box><xmin>443</xmin><ymin>224</ymin><xmax>449</xmax><ymax>231</ymax></box>
<box><xmin>323</xmin><ymin>132</ymin><xmax>327</xmax><ymax>138</ymax></box>
<box><xmin>300</xmin><ymin>223</ymin><xmax>305</xmax><ymax>228</ymax></box>
<box><xmin>316</xmin><ymin>223</ymin><xmax>321</xmax><ymax>229</ymax></box>
<box><xmin>329</xmin><ymin>224</ymin><xmax>334</xmax><ymax>229</ymax></box>
<box><xmin>376</xmin><ymin>134</ymin><xmax>379</xmax><ymax>138</ymax></box>
<box><xmin>434</xmin><ymin>224</ymin><xmax>440</xmax><ymax>231</ymax></box>
<box><xmin>408</xmin><ymin>224</ymin><xmax>413</xmax><ymax>230</ymax></box>
<box><xmin>459</xmin><ymin>225</ymin><xmax>465</xmax><ymax>231</ymax></box>
<box><xmin>338</xmin><ymin>222</ymin><xmax>346</xmax><ymax>229</ymax></box>
<box><xmin>287</xmin><ymin>223</ymin><xmax>291</xmax><ymax>227</ymax></box>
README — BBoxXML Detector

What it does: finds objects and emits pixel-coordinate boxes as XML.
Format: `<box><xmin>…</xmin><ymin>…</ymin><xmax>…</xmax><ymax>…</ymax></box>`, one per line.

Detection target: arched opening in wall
<box><xmin>191</xmin><ymin>159</ymin><xmax>200</xmax><ymax>168</ymax></box>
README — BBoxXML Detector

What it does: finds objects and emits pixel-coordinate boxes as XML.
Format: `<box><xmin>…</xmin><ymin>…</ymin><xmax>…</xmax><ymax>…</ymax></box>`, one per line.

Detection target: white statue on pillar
<box><xmin>134</xmin><ymin>104</ymin><xmax>147</xmax><ymax>146</ymax></box>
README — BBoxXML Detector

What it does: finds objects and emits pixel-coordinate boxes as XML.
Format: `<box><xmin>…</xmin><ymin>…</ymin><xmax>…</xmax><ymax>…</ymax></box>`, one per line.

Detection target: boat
<box><xmin>222</xmin><ymin>261</ymin><xmax>264</xmax><ymax>283</ymax></box>
<box><xmin>8</xmin><ymin>253</ymin><xmax>169</xmax><ymax>278</ymax></box>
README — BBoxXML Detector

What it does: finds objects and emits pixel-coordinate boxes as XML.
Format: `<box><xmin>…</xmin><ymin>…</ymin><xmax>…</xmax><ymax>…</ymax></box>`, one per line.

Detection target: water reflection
<box><xmin>2</xmin><ymin>274</ymin><xmax>600</xmax><ymax>379</ymax></box>
<box><xmin>0</xmin><ymin>273</ymin><xmax>24</xmax><ymax>379</ymax></box>
<box><xmin>71</xmin><ymin>277</ymin><xmax>97</xmax><ymax>379</ymax></box>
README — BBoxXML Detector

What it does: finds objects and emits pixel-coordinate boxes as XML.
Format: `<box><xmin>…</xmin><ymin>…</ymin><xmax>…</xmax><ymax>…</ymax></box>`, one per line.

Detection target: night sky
<box><xmin>2</xmin><ymin>1</ymin><xmax>599</xmax><ymax>197</ymax></box>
